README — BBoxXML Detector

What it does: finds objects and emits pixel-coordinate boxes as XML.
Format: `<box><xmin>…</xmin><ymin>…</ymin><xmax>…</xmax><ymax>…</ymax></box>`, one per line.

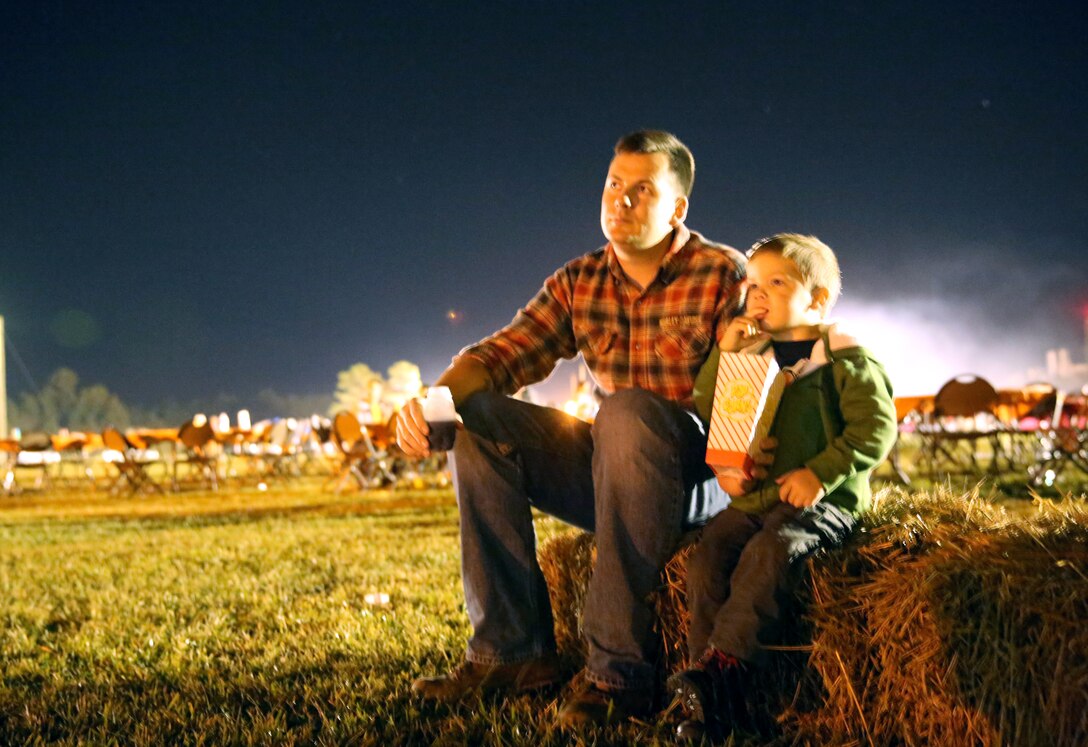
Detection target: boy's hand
<box><xmin>776</xmin><ymin>467</ymin><xmax>826</xmax><ymax>508</ymax></box>
<box><xmin>720</xmin><ymin>315</ymin><xmax>770</xmax><ymax>352</ymax></box>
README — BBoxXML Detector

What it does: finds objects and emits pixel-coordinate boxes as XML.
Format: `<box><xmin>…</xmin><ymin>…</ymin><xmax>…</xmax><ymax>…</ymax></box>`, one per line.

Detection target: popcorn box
<box><xmin>706</xmin><ymin>351</ymin><xmax>783</xmax><ymax>476</ymax></box>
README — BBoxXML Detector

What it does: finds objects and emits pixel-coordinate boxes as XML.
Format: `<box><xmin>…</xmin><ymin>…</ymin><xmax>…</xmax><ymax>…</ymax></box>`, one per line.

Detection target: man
<box><xmin>396</xmin><ymin>130</ymin><xmax>746</xmax><ymax>726</ymax></box>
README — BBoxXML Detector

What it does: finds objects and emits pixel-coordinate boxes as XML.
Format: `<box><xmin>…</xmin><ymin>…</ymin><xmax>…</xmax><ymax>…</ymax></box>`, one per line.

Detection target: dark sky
<box><xmin>3</xmin><ymin>1</ymin><xmax>1086</xmax><ymax>406</ymax></box>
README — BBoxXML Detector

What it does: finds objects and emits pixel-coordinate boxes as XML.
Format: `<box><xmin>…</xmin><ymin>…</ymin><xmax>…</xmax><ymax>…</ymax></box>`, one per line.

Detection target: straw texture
<box><xmin>537</xmin><ymin>487</ymin><xmax>1088</xmax><ymax>745</ymax></box>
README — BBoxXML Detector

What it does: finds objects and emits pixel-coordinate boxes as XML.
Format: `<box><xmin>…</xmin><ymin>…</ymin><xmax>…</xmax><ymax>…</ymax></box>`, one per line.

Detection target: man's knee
<box><xmin>457</xmin><ymin>390</ymin><xmax>511</xmax><ymax>431</ymax></box>
<box><xmin>592</xmin><ymin>388</ymin><xmax>674</xmax><ymax>441</ymax></box>
<box><xmin>448</xmin><ymin>392</ymin><xmax>514</xmax><ymax>482</ymax></box>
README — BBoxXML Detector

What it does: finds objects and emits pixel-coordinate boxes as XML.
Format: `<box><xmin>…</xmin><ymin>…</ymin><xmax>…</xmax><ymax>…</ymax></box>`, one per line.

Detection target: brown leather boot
<box><xmin>411</xmin><ymin>653</ymin><xmax>563</xmax><ymax>702</ymax></box>
<box><xmin>556</xmin><ymin>672</ymin><xmax>653</xmax><ymax>727</ymax></box>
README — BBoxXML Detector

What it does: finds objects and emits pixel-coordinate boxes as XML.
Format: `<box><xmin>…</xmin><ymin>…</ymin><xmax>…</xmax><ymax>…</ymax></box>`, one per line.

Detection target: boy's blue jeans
<box><xmin>450</xmin><ymin>388</ymin><xmax>728</xmax><ymax>691</ymax></box>
<box><xmin>685</xmin><ymin>501</ymin><xmax>857</xmax><ymax>662</ymax></box>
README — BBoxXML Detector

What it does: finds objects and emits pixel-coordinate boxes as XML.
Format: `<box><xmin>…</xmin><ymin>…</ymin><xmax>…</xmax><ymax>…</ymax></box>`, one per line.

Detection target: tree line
<box><xmin>6</xmin><ymin>361</ymin><xmax>423</xmax><ymax>435</ymax></box>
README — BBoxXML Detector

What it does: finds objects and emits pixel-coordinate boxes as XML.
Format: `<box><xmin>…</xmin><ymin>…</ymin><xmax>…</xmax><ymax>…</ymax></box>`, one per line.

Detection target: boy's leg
<box><xmin>581</xmin><ymin>388</ymin><xmax>725</xmax><ymax>692</ymax></box>
<box><xmin>450</xmin><ymin>391</ymin><xmax>597</xmax><ymax>667</ymax></box>
<box><xmin>684</xmin><ymin>507</ymin><xmax>764</xmax><ymax>658</ymax></box>
<box><xmin>669</xmin><ymin>502</ymin><xmax>855</xmax><ymax>740</ymax></box>
<box><xmin>706</xmin><ymin>501</ymin><xmax>856</xmax><ymax>662</ymax></box>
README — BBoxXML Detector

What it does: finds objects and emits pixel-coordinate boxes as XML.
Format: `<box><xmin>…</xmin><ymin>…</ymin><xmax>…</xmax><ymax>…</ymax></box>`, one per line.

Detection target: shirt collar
<box><xmin>605</xmin><ymin>224</ymin><xmax>692</xmax><ymax>285</ymax></box>
<box><xmin>658</xmin><ymin>224</ymin><xmax>693</xmax><ymax>283</ymax></box>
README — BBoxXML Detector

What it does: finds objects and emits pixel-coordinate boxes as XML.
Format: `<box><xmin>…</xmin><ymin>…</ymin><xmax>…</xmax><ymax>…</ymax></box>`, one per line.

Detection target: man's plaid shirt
<box><xmin>458</xmin><ymin>225</ymin><xmax>746</xmax><ymax>411</ymax></box>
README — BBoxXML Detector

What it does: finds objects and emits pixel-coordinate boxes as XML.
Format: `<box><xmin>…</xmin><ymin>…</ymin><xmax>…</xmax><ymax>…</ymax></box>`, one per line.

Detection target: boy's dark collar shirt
<box><xmin>457</xmin><ymin>224</ymin><xmax>746</xmax><ymax>409</ymax></box>
<box><xmin>771</xmin><ymin>338</ymin><xmax>818</xmax><ymax>370</ymax></box>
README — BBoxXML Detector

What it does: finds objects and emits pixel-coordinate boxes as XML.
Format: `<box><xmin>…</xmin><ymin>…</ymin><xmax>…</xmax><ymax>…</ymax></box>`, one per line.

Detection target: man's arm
<box><xmin>396</xmin><ymin>262</ymin><xmax>581</xmax><ymax>458</ymax></box>
<box><xmin>435</xmin><ymin>356</ymin><xmax>493</xmax><ymax>407</ymax></box>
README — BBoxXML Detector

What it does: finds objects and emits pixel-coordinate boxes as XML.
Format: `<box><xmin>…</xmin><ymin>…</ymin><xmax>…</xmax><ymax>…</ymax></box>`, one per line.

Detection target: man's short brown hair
<box><xmin>614</xmin><ymin>130</ymin><xmax>695</xmax><ymax>197</ymax></box>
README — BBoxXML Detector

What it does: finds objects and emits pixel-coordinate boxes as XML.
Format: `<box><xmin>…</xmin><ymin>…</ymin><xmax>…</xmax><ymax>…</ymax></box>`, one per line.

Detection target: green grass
<box><xmin>0</xmin><ymin>481</ymin><xmax>688</xmax><ymax>746</ymax></box>
<box><xmin>2</xmin><ymin>471</ymin><xmax>1083</xmax><ymax>745</ymax></box>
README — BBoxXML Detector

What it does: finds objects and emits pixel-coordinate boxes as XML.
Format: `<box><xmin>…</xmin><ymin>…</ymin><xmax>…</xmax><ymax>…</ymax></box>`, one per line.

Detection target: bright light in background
<box><xmin>834</xmin><ymin>298</ymin><xmax>1042</xmax><ymax>396</ymax></box>
<box><xmin>521</xmin><ymin>296</ymin><xmax>1064</xmax><ymax>404</ymax></box>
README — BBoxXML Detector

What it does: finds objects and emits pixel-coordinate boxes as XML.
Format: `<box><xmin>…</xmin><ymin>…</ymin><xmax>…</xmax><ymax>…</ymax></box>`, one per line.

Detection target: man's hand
<box><xmin>714</xmin><ymin>471</ymin><xmax>748</xmax><ymax>496</ymax></box>
<box><xmin>395</xmin><ymin>356</ymin><xmax>491</xmax><ymax>458</ymax></box>
<box><xmin>720</xmin><ymin>315</ymin><xmax>769</xmax><ymax>352</ymax></box>
<box><xmin>776</xmin><ymin>467</ymin><xmax>826</xmax><ymax>508</ymax></box>
<box><xmin>395</xmin><ymin>397</ymin><xmax>431</xmax><ymax>458</ymax></box>
<box><xmin>713</xmin><ymin>436</ymin><xmax>778</xmax><ymax>495</ymax></box>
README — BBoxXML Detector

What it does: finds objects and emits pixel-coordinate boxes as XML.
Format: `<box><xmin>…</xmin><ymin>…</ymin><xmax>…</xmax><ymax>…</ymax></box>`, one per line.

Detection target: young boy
<box><xmin>670</xmin><ymin>234</ymin><xmax>898</xmax><ymax>742</ymax></box>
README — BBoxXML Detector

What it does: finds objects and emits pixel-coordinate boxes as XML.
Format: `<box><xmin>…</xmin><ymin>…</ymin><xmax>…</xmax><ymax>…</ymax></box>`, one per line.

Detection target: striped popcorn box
<box><xmin>706</xmin><ymin>351</ymin><xmax>783</xmax><ymax>476</ymax></box>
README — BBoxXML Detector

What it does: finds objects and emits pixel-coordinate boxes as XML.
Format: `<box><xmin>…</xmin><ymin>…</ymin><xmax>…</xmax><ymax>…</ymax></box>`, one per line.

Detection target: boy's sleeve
<box><xmin>691</xmin><ymin>344</ymin><xmax>720</xmax><ymax>424</ymax></box>
<box><xmin>805</xmin><ymin>354</ymin><xmax>898</xmax><ymax>496</ymax></box>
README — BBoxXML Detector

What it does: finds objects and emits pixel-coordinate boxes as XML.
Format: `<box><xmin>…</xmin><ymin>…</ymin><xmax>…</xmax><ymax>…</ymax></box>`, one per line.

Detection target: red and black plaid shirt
<box><xmin>459</xmin><ymin>225</ymin><xmax>746</xmax><ymax>410</ymax></box>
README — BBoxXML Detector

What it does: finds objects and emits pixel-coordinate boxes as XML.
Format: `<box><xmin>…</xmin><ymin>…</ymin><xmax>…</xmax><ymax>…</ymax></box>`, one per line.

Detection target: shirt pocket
<box><xmin>579</xmin><ymin>328</ymin><xmax>617</xmax><ymax>357</ymax></box>
<box><xmin>654</xmin><ymin>326</ymin><xmax>711</xmax><ymax>363</ymax></box>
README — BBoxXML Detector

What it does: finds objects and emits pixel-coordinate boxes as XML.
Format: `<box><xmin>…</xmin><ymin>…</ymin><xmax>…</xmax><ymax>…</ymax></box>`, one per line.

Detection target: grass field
<box><xmin>0</xmin><ymin>480</ymin><xmax>684</xmax><ymax>746</ymax></box>
<box><xmin>0</xmin><ymin>474</ymin><xmax>1082</xmax><ymax>746</ymax></box>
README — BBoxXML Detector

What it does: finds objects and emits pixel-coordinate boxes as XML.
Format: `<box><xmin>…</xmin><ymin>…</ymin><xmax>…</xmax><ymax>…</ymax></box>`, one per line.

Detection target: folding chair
<box><xmin>298</xmin><ymin>416</ymin><xmax>338</xmax><ymax>476</ymax></box>
<box><xmin>257</xmin><ymin>419</ymin><xmax>302</xmax><ymax>482</ymax></box>
<box><xmin>920</xmin><ymin>374</ymin><xmax>1009</xmax><ymax>479</ymax></box>
<box><xmin>55</xmin><ymin>432</ymin><xmax>97</xmax><ymax>489</ymax></box>
<box><xmin>1002</xmin><ymin>382</ymin><xmax>1058</xmax><ymax>470</ymax></box>
<box><xmin>220</xmin><ymin>420</ymin><xmax>264</xmax><ymax>482</ymax></box>
<box><xmin>1029</xmin><ymin>392</ymin><xmax>1088</xmax><ymax>487</ymax></box>
<box><xmin>326</xmin><ymin>411</ymin><xmax>396</xmax><ymax>493</ymax></box>
<box><xmin>172</xmin><ymin>419</ymin><xmax>220</xmax><ymax>491</ymax></box>
<box><xmin>2</xmin><ymin>432</ymin><xmax>61</xmax><ymax>493</ymax></box>
<box><xmin>102</xmin><ymin>427</ymin><xmax>164</xmax><ymax>495</ymax></box>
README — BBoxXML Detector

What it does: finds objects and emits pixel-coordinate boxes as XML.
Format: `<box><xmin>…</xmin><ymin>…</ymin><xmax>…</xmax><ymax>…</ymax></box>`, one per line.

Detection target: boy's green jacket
<box><xmin>693</xmin><ymin>324</ymin><xmax>898</xmax><ymax>517</ymax></box>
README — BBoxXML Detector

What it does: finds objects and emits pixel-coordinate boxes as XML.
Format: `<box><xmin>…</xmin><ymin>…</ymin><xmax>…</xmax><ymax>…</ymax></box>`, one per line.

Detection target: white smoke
<box><xmin>835</xmin><ymin>297</ymin><xmax>1051</xmax><ymax>396</ymax></box>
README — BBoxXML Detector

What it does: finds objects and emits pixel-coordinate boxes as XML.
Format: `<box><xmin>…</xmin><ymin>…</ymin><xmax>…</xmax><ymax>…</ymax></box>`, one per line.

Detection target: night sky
<box><xmin>3</xmin><ymin>1</ymin><xmax>1086</xmax><ymax>410</ymax></box>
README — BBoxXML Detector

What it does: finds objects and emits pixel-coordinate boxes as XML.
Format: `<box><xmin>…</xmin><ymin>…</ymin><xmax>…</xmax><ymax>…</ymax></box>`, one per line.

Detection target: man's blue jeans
<box><xmin>450</xmin><ymin>388</ymin><xmax>728</xmax><ymax>691</ymax></box>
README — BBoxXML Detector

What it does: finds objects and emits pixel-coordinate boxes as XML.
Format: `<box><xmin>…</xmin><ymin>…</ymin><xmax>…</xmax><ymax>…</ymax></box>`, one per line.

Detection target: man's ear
<box><xmin>810</xmin><ymin>286</ymin><xmax>830</xmax><ymax>313</ymax></box>
<box><xmin>670</xmin><ymin>195</ymin><xmax>690</xmax><ymax>226</ymax></box>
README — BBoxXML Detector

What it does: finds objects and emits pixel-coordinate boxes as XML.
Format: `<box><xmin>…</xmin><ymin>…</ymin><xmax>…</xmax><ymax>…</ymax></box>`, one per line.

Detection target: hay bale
<box><xmin>789</xmin><ymin>487</ymin><xmax>1088</xmax><ymax>746</ymax></box>
<box><xmin>537</xmin><ymin>530</ymin><xmax>594</xmax><ymax>669</ymax></box>
<box><xmin>538</xmin><ymin>529</ymin><xmax>702</xmax><ymax>676</ymax></box>
<box><xmin>536</xmin><ymin>488</ymin><xmax>1088</xmax><ymax>745</ymax></box>
<box><xmin>538</xmin><ymin>529</ymin><xmax>805</xmax><ymax>699</ymax></box>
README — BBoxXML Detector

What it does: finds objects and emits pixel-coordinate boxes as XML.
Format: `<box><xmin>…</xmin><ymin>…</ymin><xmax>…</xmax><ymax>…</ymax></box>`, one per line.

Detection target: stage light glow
<box><xmin>833</xmin><ymin>299</ymin><xmax>1034</xmax><ymax>397</ymax></box>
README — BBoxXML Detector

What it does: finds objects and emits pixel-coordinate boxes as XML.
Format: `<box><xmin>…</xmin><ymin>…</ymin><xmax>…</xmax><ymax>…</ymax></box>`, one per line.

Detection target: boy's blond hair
<box><xmin>748</xmin><ymin>233</ymin><xmax>842</xmax><ymax>310</ymax></box>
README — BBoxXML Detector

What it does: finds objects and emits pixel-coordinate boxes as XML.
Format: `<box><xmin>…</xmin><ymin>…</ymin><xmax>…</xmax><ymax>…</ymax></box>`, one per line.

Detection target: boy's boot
<box><xmin>667</xmin><ymin>648</ymin><xmax>752</xmax><ymax>743</ymax></box>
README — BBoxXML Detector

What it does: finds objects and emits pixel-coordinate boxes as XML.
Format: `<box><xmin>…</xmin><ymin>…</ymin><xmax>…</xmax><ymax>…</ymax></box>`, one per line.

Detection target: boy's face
<box><xmin>744</xmin><ymin>250</ymin><xmax>826</xmax><ymax>339</ymax></box>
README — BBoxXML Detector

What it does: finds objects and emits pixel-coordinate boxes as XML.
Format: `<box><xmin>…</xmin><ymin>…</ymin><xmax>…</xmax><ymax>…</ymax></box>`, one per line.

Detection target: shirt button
<box><xmin>634</xmin><ymin>343</ymin><xmax>642</xmax><ymax>350</ymax></box>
